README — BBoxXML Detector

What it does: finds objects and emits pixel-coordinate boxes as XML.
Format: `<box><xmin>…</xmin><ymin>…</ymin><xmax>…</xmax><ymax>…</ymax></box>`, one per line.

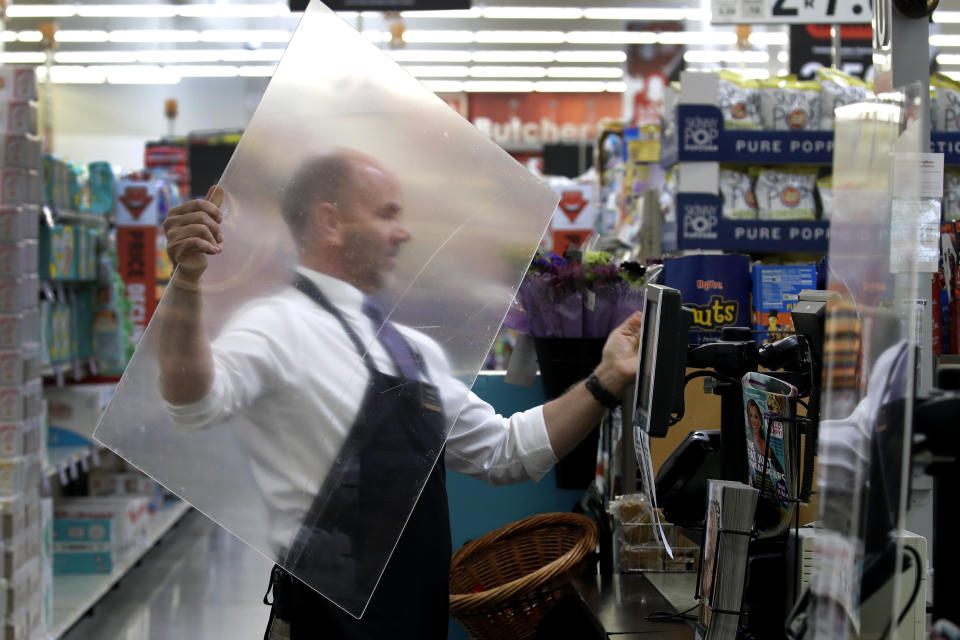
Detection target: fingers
<box><xmin>169</xmin><ymin>236</ymin><xmax>221</xmax><ymax>259</ymax></box>
<box><xmin>168</xmin><ymin>222</ymin><xmax>219</xmax><ymax>247</ymax></box>
<box><xmin>617</xmin><ymin>311</ymin><xmax>644</xmax><ymax>335</ymax></box>
<box><xmin>166</xmin><ymin>198</ymin><xmax>223</xmax><ymax>224</ymax></box>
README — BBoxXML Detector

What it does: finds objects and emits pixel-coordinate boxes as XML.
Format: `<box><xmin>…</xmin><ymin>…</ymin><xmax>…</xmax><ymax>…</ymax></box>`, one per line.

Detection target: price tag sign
<box><xmin>712</xmin><ymin>0</ymin><xmax>870</xmax><ymax>23</ymax></box>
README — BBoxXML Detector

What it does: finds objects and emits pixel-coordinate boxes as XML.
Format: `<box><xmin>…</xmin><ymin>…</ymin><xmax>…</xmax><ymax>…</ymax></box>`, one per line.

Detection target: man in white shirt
<box><xmin>159</xmin><ymin>149</ymin><xmax>643</xmax><ymax>639</ymax></box>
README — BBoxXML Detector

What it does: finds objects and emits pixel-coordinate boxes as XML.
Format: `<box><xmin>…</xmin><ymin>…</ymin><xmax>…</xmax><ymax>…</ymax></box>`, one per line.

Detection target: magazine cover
<box><xmin>698</xmin><ymin>481</ymin><xmax>722</xmax><ymax>630</ymax></box>
<box><xmin>741</xmin><ymin>371</ymin><xmax>799</xmax><ymax>537</ymax></box>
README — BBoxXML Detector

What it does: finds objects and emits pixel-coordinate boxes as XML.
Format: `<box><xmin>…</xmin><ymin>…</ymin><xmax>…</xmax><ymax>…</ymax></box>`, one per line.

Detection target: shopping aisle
<box><xmin>62</xmin><ymin>509</ymin><xmax>274</xmax><ymax>640</ymax></box>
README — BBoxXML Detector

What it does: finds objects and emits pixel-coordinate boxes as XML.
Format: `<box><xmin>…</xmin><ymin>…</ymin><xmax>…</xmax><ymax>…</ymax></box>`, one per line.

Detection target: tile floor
<box><xmin>62</xmin><ymin>509</ymin><xmax>274</xmax><ymax>640</ymax></box>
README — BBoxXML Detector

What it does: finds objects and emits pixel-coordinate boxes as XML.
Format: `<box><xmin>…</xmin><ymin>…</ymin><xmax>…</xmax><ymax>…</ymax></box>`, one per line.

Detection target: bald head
<box><xmin>281</xmin><ymin>149</ymin><xmax>390</xmax><ymax>242</ymax></box>
<box><xmin>282</xmin><ymin>149</ymin><xmax>410</xmax><ymax>292</ymax></box>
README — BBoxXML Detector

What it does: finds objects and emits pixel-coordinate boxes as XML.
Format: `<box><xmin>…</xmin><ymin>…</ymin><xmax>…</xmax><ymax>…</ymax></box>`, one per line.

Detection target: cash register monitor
<box><xmin>634</xmin><ymin>284</ymin><xmax>692</xmax><ymax>438</ymax></box>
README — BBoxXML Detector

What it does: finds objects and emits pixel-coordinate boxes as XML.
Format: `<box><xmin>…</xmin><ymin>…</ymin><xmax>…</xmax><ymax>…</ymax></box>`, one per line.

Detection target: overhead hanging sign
<box><xmin>711</xmin><ymin>0</ymin><xmax>871</xmax><ymax>24</ymax></box>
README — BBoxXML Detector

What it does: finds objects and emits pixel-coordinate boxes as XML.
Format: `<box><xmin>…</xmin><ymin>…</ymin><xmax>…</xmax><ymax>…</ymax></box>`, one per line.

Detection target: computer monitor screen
<box><xmin>634</xmin><ymin>284</ymin><xmax>692</xmax><ymax>437</ymax></box>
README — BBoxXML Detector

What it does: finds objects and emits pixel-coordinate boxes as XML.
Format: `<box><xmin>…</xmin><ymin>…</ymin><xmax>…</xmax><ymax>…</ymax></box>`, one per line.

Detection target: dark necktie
<box><xmin>362</xmin><ymin>298</ymin><xmax>422</xmax><ymax>381</ymax></box>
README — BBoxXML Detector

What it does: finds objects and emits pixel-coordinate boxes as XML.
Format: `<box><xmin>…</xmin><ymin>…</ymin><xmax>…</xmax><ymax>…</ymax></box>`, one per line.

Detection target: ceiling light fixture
<box><xmin>481</xmin><ymin>7</ymin><xmax>585</xmax><ymax>19</ymax></box>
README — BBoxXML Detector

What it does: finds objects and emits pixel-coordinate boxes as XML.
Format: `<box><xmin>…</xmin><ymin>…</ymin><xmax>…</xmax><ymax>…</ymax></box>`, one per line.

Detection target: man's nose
<box><xmin>394</xmin><ymin>222</ymin><xmax>412</xmax><ymax>243</ymax></box>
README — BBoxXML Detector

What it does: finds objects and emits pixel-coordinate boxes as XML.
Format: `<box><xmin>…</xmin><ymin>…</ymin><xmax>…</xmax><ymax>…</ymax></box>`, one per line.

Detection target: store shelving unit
<box><xmin>660</xmin><ymin>73</ymin><xmax>833</xmax><ymax>254</ymax></box>
<box><xmin>49</xmin><ymin>500</ymin><xmax>192</xmax><ymax>639</ymax></box>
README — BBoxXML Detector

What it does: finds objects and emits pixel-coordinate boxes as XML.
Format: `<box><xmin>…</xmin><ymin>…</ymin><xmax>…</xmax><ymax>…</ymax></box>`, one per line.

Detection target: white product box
<box><xmin>0</xmin><ymin>497</ymin><xmax>24</xmax><ymax>541</ymax></box>
<box><xmin>0</xmin><ymin>349</ymin><xmax>40</xmax><ymax>388</ymax></box>
<box><xmin>0</xmin><ymin>315</ymin><xmax>37</xmax><ymax>351</ymax></box>
<box><xmin>54</xmin><ymin>496</ymin><xmax>151</xmax><ymax>574</ymax></box>
<box><xmin>45</xmin><ymin>384</ymin><xmax>115</xmax><ymax>443</ymax></box>
<box><xmin>0</xmin><ymin>241</ymin><xmax>37</xmax><ymax>279</ymax></box>
<box><xmin>0</xmin><ymin>67</ymin><xmax>38</xmax><ymax>101</ymax></box>
<box><xmin>0</xmin><ymin>169</ymin><xmax>41</xmax><ymax>206</ymax></box>
<box><xmin>0</xmin><ymin>206</ymin><xmax>38</xmax><ymax>244</ymax></box>
<box><xmin>0</xmin><ymin>136</ymin><xmax>41</xmax><ymax>170</ymax></box>
<box><xmin>0</xmin><ymin>379</ymin><xmax>42</xmax><ymax>423</ymax></box>
<box><xmin>3</xmin><ymin>592</ymin><xmax>42</xmax><ymax>640</ymax></box>
<box><xmin>0</xmin><ymin>457</ymin><xmax>25</xmax><ymax>497</ymax></box>
<box><xmin>0</xmin><ymin>102</ymin><xmax>38</xmax><ymax>136</ymax></box>
<box><xmin>4</xmin><ymin>526</ymin><xmax>42</xmax><ymax>580</ymax></box>
<box><xmin>4</xmin><ymin>556</ymin><xmax>40</xmax><ymax>612</ymax></box>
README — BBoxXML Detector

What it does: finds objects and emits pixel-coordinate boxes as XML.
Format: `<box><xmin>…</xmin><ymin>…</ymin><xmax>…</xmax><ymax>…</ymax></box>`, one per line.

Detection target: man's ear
<box><xmin>310</xmin><ymin>201</ymin><xmax>343</xmax><ymax>246</ymax></box>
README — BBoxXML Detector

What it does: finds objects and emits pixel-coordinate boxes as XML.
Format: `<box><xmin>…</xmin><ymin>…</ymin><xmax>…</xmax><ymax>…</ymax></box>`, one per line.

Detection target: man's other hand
<box><xmin>163</xmin><ymin>185</ymin><xmax>225</xmax><ymax>282</ymax></box>
<box><xmin>594</xmin><ymin>311</ymin><xmax>644</xmax><ymax>397</ymax></box>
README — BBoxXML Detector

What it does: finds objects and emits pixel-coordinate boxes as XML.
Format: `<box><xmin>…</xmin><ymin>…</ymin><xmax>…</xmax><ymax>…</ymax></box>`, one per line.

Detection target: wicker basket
<box><xmin>449</xmin><ymin>512</ymin><xmax>599</xmax><ymax>640</ymax></box>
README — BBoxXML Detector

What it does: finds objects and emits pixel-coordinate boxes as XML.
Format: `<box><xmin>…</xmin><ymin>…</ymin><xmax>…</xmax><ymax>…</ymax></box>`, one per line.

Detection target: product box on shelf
<box><xmin>45</xmin><ymin>383</ymin><xmax>114</xmax><ymax>447</ymax></box>
<box><xmin>751</xmin><ymin>264</ymin><xmax>819</xmax><ymax>343</ymax></box>
<box><xmin>0</xmin><ymin>135</ymin><xmax>42</xmax><ymax>170</ymax></box>
<box><xmin>0</xmin><ymin>497</ymin><xmax>24</xmax><ymax>541</ymax></box>
<box><xmin>0</xmin><ymin>457</ymin><xmax>26</xmax><ymax>498</ymax></box>
<box><xmin>0</xmin><ymin>101</ymin><xmax>38</xmax><ymax>137</ymax></box>
<box><xmin>3</xmin><ymin>526</ymin><xmax>41</xmax><ymax>581</ymax></box>
<box><xmin>4</xmin><ymin>555</ymin><xmax>41</xmax><ymax>612</ymax></box>
<box><xmin>0</xmin><ymin>241</ymin><xmax>37</xmax><ymax>281</ymax></box>
<box><xmin>660</xmin><ymin>71</ymin><xmax>835</xmax><ymax>168</ymax></box>
<box><xmin>663</xmin><ymin>253</ymin><xmax>752</xmax><ymax>345</ymax></box>
<box><xmin>0</xmin><ymin>382</ymin><xmax>42</xmax><ymax>425</ymax></box>
<box><xmin>0</xmin><ymin>348</ymin><xmax>40</xmax><ymax>388</ymax></box>
<box><xmin>3</xmin><ymin>591</ymin><xmax>43</xmax><ymax>640</ymax></box>
<box><xmin>38</xmin><ymin>223</ymin><xmax>77</xmax><ymax>280</ymax></box>
<box><xmin>88</xmin><ymin>471</ymin><xmax>164</xmax><ymax>512</ymax></box>
<box><xmin>0</xmin><ymin>312</ymin><xmax>39</xmax><ymax>352</ymax></box>
<box><xmin>0</xmin><ymin>206</ymin><xmax>39</xmax><ymax>244</ymax></box>
<box><xmin>53</xmin><ymin>496</ymin><xmax>150</xmax><ymax>575</ymax></box>
<box><xmin>0</xmin><ymin>169</ymin><xmax>41</xmax><ymax>206</ymax></box>
<box><xmin>0</xmin><ymin>66</ymin><xmax>37</xmax><ymax>102</ymax></box>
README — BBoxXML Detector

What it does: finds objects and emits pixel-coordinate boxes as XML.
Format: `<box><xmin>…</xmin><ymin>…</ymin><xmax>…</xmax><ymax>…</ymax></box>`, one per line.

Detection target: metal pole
<box><xmin>830</xmin><ymin>25</ymin><xmax>842</xmax><ymax>70</ymax></box>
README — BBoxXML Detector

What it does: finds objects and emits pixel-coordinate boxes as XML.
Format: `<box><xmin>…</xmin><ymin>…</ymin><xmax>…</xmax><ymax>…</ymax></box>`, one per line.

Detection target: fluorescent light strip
<box><xmin>199</xmin><ymin>30</ymin><xmax>291</xmax><ymax>43</ymax></box>
<box><xmin>388</xmin><ymin>50</ymin><xmax>472</xmax><ymax>62</ymax></box>
<box><xmin>17</xmin><ymin>31</ymin><xmax>44</xmax><ymax>42</ymax></box>
<box><xmin>690</xmin><ymin>66</ymin><xmax>771</xmax><ymax>79</ymax></box>
<box><xmin>55</xmin><ymin>30</ymin><xmax>110</xmax><ymax>42</ymax></box>
<box><xmin>239</xmin><ymin>65</ymin><xmax>277</xmax><ymax>77</ymax></box>
<box><xmin>0</xmin><ymin>52</ymin><xmax>48</xmax><ymax>64</ymax></box>
<box><xmin>937</xmin><ymin>54</ymin><xmax>960</xmax><ymax>65</ymax></box>
<box><xmin>422</xmin><ymin>80</ymin><xmax>466</xmax><ymax>92</ymax></box>
<box><xmin>659</xmin><ymin>31</ymin><xmax>737</xmax><ymax>45</ymax></box>
<box><xmin>469</xmin><ymin>65</ymin><xmax>547</xmax><ymax>77</ymax></box>
<box><xmin>472</xmin><ymin>50</ymin><xmax>555</xmax><ymax>62</ymax></box>
<box><xmin>404</xmin><ymin>65</ymin><xmax>471</xmax><ymax>77</ymax></box>
<box><xmin>52</xmin><ymin>49</ymin><xmax>285</xmax><ymax>64</ymax></box>
<box><xmin>77</xmin><ymin>4</ymin><xmax>177</xmax><ymax>18</ymax></box>
<box><xmin>941</xmin><ymin>71</ymin><xmax>960</xmax><ymax>81</ymax></box>
<box><xmin>2</xmin><ymin>32</ymin><xmax>17</xmax><ymax>42</ymax></box>
<box><xmin>684</xmin><ymin>50</ymin><xmax>770</xmax><ymax>63</ymax></box>
<box><xmin>546</xmin><ymin>66</ymin><xmax>623</xmax><ymax>78</ymax></box>
<box><xmin>6</xmin><ymin>2</ymin><xmax>294</xmax><ymax>18</ymax></box>
<box><xmin>109</xmin><ymin>30</ymin><xmax>201</xmax><ymax>43</ymax></box>
<box><xmin>748</xmin><ymin>32</ymin><xmax>789</xmax><ymax>46</ymax></box>
<box><xmin>583</xmin><ymin>7</ymin><xmax>710</xmax><ymax>20</ymax></box>
<box><xmin>399</xmin><ymin>9</ymin><xmax>482</xmax><ymax>18</ymax></box>
<box><xmin>481</xmin><ymin>7</ymin><xmax>585</xmax><ymax>19</ymax></box>
<box><xmin>566</xmin><ymin>31</ymin><xmax>658</xmax><ymax>44</ymax></box>
<box><xmin>931</xmin><ymin>34</ymin><xmax>960</xmax><ymax>47</ymax></box>
<box><xmin>475</xmin><ymin>30</ymin><xmax>567</xmax><ymax>43</ymax></box>
<box><xmin>933</xmin><ymin>11</ymin><xmax>960</xmax><ymax>22</ymax></box>
<box><xmin>555</xmin><ymin>50</ymin><xmax>626</xmax><ymax>63</ymax></box>
<box><xmin>167</xmin><ymin>65</ymin><xmax>239</xmax><ymax>78</ymax></box>
<box><xmin>402</xmin><ymin>30</ymin><xmax>475</xmax><ymax>43</ymax></box>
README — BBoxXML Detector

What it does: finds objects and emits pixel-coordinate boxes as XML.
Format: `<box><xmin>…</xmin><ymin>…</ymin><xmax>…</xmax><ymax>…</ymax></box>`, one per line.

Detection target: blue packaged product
<box><xmin>88</xmin><ymin>161</ymin><xmax>115</xmax><ymax>216</ymax></box>
<box><xmin>751</xmin><ymin>264</ymin><xmax>818</xmax><ymax>344</ymax></box>
<box><xmin>664</xmin><ymin>254</ymin><xmax>752</xmax><ymax>345</ymax></box>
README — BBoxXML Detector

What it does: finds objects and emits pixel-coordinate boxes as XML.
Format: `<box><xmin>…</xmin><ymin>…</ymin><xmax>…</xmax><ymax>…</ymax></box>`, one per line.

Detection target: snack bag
<box><xmin>717</xmin><ymin>70</ymin><xmax>762</xmax><ymax>130</ymax></box>
<box><xmin>945</xmin><ymin>169</ymin><xmax>960</xmax><ymax>222</ymax></box>
<box><xmin>932</xmin><ymin>73</ymin><xmax>960</xmax><ymax>132</ymax></box>
<box><xmin>759</xmin><ymin>75</ymin><xmax>821</xmax><ymax>131</ymax></box>
<box><xmin>661</xmin><ymin>167</ymin><xmax>677</xmax><ymax>223</ymax></box>
<box><xmin>817</xmin><ymin>174</ymin><xmax>833</xmax><ymax>220</ymax></box>
<box><xmin>753</xmin><ymin>167</ymin><xmax>817</xmax><ymax>220</ymax></box>
<box><xmin>719</xmin><ymin>165</ymin><xmax>759</xmax><ymax>219</ymax></box>
<box><xmin>817</xmin><ymin>67</ymin><xmax>870</xmax><ymax>131</ymax></box>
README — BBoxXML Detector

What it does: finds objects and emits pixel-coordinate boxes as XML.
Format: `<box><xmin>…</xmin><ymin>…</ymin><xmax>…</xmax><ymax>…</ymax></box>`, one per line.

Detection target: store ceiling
<box><xmin>0</xmin><ymin>0</ymin><xmax>955</xmax><ymax>87</ymax></box>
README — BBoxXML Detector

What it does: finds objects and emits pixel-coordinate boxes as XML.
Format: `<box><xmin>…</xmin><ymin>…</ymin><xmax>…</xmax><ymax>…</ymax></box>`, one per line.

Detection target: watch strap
<box><xmin>585</xmin><ymin>374</ymin><xmax>620</xmax><ymax>410</ymax></box>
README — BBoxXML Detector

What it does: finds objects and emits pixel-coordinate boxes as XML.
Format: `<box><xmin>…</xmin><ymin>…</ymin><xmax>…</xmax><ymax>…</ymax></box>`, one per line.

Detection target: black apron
<box><xmin>264</xmin><ymin>275</ymin><xmax>452</xmax><ymax>640</ymax></box>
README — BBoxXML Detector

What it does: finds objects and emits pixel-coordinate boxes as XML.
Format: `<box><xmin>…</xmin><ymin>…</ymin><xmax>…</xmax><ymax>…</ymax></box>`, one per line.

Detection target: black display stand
<box><xmin>533</xmin><ymin>337</ymin><xmax>606</xmax><ymax>489</ymax></box>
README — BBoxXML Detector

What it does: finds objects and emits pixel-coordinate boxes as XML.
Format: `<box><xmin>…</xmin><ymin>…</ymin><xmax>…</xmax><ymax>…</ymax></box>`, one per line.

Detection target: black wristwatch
<box><xmin>585</xmin><ymin>374</ymin><xmax>621</xmax><ymax>410</ymax></box>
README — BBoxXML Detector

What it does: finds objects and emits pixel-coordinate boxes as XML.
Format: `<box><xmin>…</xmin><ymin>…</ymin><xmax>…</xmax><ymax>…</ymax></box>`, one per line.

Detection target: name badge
<box><xmin>420</xmin><ymin>383</ymin><xmax>443</xmax><ymax>413</ymax></box>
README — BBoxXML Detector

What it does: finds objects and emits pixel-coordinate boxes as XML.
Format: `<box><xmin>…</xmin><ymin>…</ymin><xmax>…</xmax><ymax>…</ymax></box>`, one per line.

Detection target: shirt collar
<box><xmin>295</xmin><ymin>266</ymin><xmax>365</xmax><ymax>314</ymax></box>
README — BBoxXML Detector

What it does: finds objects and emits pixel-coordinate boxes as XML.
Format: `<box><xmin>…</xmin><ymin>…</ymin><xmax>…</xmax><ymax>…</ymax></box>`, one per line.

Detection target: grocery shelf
<box><xmin>49</xmin><ymin>500</ymin><xmax>192</xmax><ymax>639</ymax></box>
<box><xmin>45</xmin><ymin>445</ymin><xmax>99</xmax><ymax>480</ymax></box>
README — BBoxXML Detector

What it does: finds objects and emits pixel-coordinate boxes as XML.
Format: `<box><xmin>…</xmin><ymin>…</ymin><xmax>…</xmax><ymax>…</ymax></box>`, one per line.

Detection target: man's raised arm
<box><xmin>157</xmin><ymin>186</ymin><xmax>225</xmax><ymax>405</ymax></box>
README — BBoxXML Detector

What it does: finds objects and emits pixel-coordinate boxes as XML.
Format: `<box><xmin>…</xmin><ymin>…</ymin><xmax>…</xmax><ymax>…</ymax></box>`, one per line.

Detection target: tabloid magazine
<box><xmin>741</xmin><ymin>371</ymin><xmax>800</xmax><ymax>537</ymax></box>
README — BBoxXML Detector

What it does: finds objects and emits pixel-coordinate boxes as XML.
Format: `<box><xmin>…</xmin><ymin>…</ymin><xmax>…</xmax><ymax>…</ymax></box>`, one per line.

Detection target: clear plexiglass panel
<box><xmin>93</xmin><ymin>0</ymin><xmax>558</xmax><ymax>619</ymax></box>
<box><xmin>808</xmin><ymin>84</ymin><xmax>931</xmax><ymax>640</ymax></box>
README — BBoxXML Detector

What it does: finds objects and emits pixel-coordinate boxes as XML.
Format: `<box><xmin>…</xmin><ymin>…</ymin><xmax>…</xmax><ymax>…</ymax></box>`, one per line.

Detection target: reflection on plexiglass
<box><xmin>804</xmin><ymin>86</ymin><xmax>927</xmax><ymax>640</ymax></box>
<box><xmin>93</xmin><ymin>0</ymin><xmax>558</xmax><ymax>620</ymax></box>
